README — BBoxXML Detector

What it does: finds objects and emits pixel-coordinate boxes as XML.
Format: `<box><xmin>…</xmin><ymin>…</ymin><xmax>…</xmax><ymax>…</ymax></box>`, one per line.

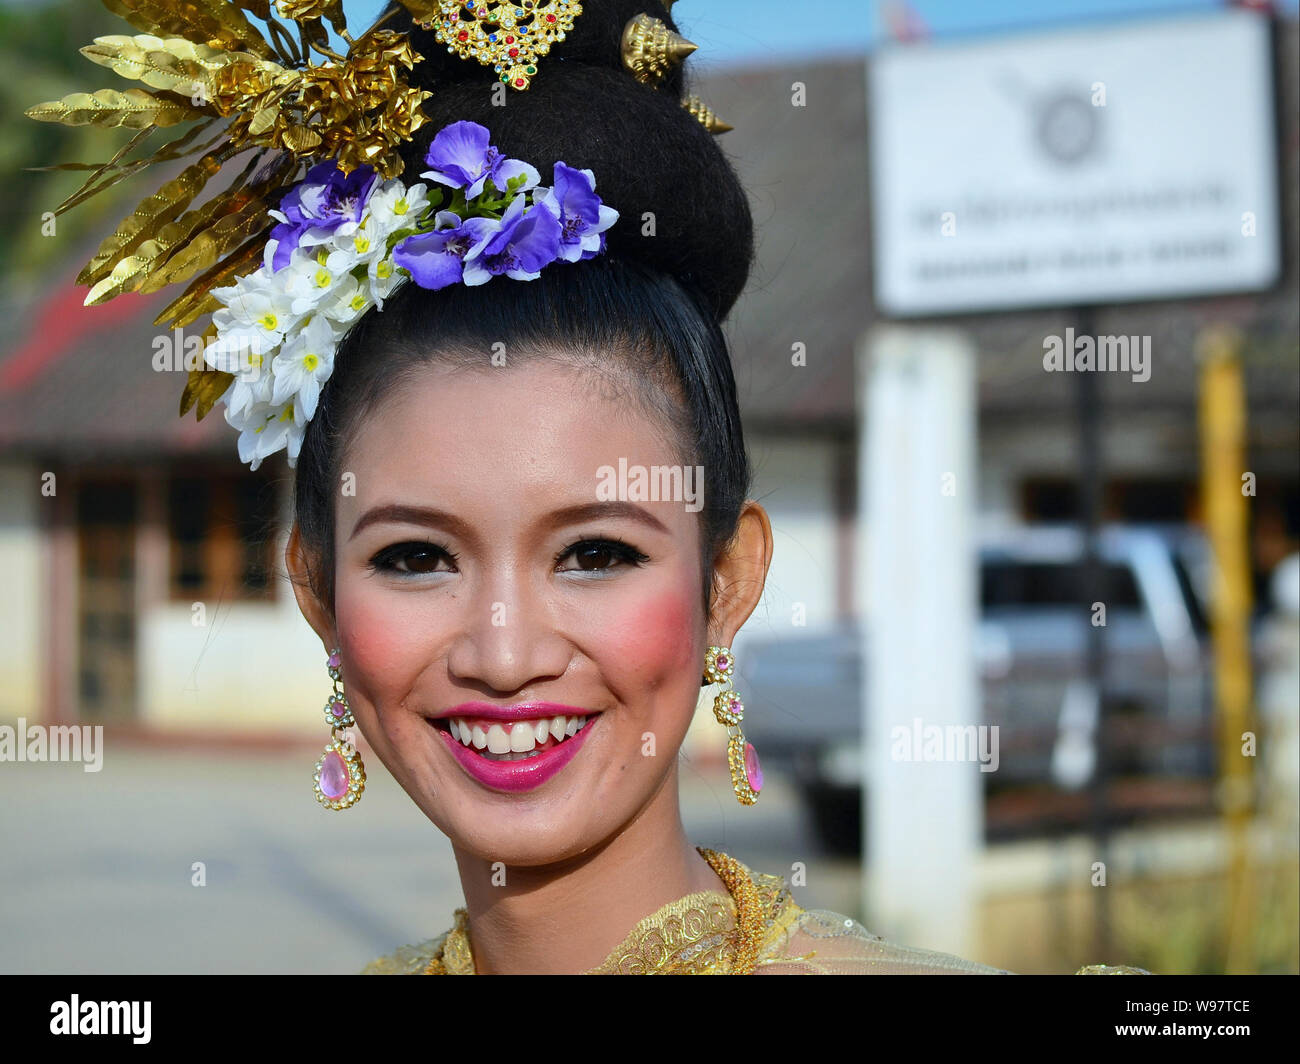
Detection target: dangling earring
<box><xmin>313</xmin><ymin>648</ymin><xmax>366</xmax><ymax>810</ymax></box>
<box><xmin>704</xmin><ymin>645</ymin><xmax>762</xmax><ymax>805</ymax></box>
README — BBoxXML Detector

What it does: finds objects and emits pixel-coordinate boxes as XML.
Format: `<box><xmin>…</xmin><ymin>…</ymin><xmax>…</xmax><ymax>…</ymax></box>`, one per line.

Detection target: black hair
<box><xmin>292</xmin><ymin>0</ymin><xmax>755</xmax><ymax>616</ymax></box>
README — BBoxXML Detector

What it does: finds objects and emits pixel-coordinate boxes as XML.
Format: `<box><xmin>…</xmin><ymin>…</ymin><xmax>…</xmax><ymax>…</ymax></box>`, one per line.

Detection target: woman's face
<box><xmin>330</xmin><ymin>356</ymin><xmax>709</xmax><ymax>866</ymax></box>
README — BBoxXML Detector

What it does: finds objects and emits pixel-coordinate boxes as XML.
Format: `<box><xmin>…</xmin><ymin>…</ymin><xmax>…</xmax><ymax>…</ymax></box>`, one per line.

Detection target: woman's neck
<box><xmin>450</xmin><ymin>768</ymin><xmax>727</xmax><ymax>974</ymax></box>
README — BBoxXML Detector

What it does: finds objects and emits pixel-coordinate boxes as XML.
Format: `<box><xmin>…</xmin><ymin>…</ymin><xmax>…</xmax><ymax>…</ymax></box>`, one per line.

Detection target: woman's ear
<box><xmin>706</xmin><ymin>500</ymin><xmax>774</xmax><ymax>646</ymax></box>
<box><xmin>285</xmin><ymin>523</ymin><xmax>337</xmax><ymax>649</ymax></box>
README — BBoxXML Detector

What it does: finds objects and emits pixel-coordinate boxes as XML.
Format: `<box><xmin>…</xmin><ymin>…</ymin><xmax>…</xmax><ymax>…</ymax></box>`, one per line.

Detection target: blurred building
<box><xmin>0</xmin><ymin>16</ymin><xmax>1295</xmax><ymax>739</ymax></box>
<box><xmin>0</xmin><ymin>277</ymin><xmax>315</xmax><ymax>731</ymax></box>
<box><xmin>721</xmin><ymin>18</ymin><xmax>1298</xmax><ymax>637</ymax></box>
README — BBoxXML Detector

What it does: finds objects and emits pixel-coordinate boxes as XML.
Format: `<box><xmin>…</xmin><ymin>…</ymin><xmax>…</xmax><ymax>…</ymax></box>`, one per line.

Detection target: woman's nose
<box><xmin>444</xmin><ymin>570</ymin><xmax>571</xmax><ymax>693</ymax></box>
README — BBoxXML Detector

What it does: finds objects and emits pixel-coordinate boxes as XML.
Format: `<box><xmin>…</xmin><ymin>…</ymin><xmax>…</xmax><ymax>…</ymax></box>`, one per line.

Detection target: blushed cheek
<box><xmin>333</xmin><ymin>579</ymin><xmax>431</xmax><ymax>706</ymax></box>
<box><xmin>595</xmin><ymin>584</ymin><xmax>702</xmax><ymax>691</ymax></box>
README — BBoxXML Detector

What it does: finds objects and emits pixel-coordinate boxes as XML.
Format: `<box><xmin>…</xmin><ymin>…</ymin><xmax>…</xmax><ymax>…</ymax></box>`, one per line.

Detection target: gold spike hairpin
<box><xmin>683</xmin><ymin>93</ymin><xmax>732</xmax><ymax>134</ymax></box>
<box><xmin>619</xmin><ymin>12</ymin><xmax>733</xmax><ymax>135</ymax></box>
<box><xmin>621</xmin><ymin>13</ymin><xmax>695</xmax><ymax>86</ymax></box>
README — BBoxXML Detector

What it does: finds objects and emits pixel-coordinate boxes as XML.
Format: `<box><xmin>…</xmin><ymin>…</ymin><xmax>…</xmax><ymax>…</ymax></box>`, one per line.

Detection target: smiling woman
<box><xmin>290</xmin><ymin>361</ymin><xmax>1004</xmax><ymax>974</ymax></box>
<box><xmin>16</xmin><ymin>0</ymin><xmax>1164</xmax><ymax>980</ymax></box>
<box><xmin>272</xmin><ymin>0</ymin><xmax>1006</xmax><ymax>976</ymax></box>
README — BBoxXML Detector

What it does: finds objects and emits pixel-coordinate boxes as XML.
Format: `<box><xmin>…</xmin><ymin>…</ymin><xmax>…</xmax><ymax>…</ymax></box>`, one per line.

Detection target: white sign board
<box><xmin>868</xmin><ymin>10</ymin><xmax>1281</xmax><ymax>316</ymax></box>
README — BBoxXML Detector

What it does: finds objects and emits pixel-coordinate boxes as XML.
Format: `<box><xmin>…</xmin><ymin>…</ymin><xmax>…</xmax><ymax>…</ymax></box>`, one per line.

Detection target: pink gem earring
<box><xmin>314</xmin><ymin>648</ymin><xmax>366</xmax><ymax>810</ymax></box>
<box><xmin>704</xmin><ymin>645</ymin><xmax>761</xmax><ymax>805</ymax></box>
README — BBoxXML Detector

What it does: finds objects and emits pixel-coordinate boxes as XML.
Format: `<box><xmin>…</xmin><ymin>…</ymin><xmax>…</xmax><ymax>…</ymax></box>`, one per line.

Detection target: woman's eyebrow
<box><xmin>540</xmin><ymin>501</ymin><xmax>669</xmax><ymax>536</ymax></box>
<box><xmin>349</xmin><ymin>504</ymin><xmax>471</xmax><ymax>543</ymax></box>
<box><xmin>348</xmin><ymin>500</ymin><xmax>669</xmax><ymax>543</ymax></box>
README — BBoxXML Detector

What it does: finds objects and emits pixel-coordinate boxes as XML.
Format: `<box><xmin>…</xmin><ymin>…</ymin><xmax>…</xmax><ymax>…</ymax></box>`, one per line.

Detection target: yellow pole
<box><xmin>1197</xmin><ymin>324</ymin><xmax>1255</xmax><ymax>974</ymax></box>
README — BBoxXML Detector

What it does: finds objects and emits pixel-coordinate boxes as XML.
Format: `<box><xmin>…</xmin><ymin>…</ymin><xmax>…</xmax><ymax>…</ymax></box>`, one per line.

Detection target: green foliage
<box><xmin>1118</xmin><ymin>857</ymin><xmax>1300</xmax><ymax>975</ymax></box>
<box><xmin>0</xmin><ymin>0</ymin><xmax>138</xmax><ymax>302</ymax></box>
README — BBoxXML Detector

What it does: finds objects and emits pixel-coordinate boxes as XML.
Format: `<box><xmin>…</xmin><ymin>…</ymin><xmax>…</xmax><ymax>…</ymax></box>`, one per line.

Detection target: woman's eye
<box><xmin>558</xmin><ymin>539</ymin><xmax>649</xmax><ymax>573</ymax></box>
<box><xmin>370</xmin><ymin>543</ymin><xmax>454</xmax><ymax>575</ymax></box>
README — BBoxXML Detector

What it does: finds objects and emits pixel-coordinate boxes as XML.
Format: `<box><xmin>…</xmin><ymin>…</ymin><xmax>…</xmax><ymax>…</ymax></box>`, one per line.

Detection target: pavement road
<box><xmin>0</xmin><ymin>743</ymin><xmax>861</xmax><ymax>974</ymax></box>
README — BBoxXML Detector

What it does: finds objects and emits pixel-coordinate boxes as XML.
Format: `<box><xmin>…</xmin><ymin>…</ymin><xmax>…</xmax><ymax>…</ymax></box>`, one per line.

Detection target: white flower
<box><xmin>205</xmin><ymin>332</ymin><xmax>275</xmax><ymax>421</ymax></box>
<box><xmin>225</xmin><ymin>372</ymin><xmax>276</xmax><ymax>422</ymax></box>
<box><xmin>204</xmin><ymin>329</ymin><xmax>257</xmax><ymax>376</ymax></box>
<box><xmin>323</xmin><ymin>181</ymin><xmax>431</xmax><ymax>280</ymax></box>
<box><xmin>262</xmin><ymin>238</ymin><xmax>282</xmax><ymax>272</ymax></box>
<box><xmin>324</xmin><ymin>216</ymin><xmax>385</xmax><ymax>273</ymax></box>
<box><xmin>271</xmin><ymin>315</ymin><xmax>339</xmax><ymax>422</ymax></box>
<box><xmin>283</xmin><ymin>245</ymin><xmax>351</xmax><ymax>317</ymax></box>
<box><xmin>211</xmin><ymin>268</ymin><xmax>301</xmax><ymax>355</ymax></box>
<box><xmin>365</xmin><ymin>179</ymin><xmax>429</xmax><ymax>234</ymax></box>
<box><xmin>286</xmin><ymin>421</ymin><xmax>306</xmax><ymax>466</ymax></box>
<box><xmin>318</xmin><ymin>273</ymin><xmax>373</xmax><ymax>326</ymax></box>
<box><xmin>367</xmin><ymin>254</ymin><xmax>404</xmax><ymax>309</ymax></box>
<box><xmin>226</xmin><ymin>399</ymin><xmax>304</xmax><ymax>471</ymax></box>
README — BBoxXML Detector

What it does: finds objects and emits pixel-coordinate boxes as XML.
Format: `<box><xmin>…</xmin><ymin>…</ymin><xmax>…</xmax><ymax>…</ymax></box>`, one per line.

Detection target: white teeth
<box><xmin>482</xmin><ymin>748</ymin><xmax>542</xmax><ymax>761</ymax></box>
<box><xmin>487</xmin><ymin>723</ymin><xmax>511</xmax><ymax>754</ymax></box>
<box><xmin>444</xmin><ymin>715</ymin><xmax>592</xmax><ymax>755</ymax></box>
<box><xmin>510</xmin><ymin>723</ymin><xmax>537</xmax><ymax>753</ymax></box>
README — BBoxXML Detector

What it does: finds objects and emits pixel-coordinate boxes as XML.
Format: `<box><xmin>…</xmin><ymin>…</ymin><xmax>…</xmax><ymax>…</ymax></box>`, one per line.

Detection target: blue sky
<box><xmin>5</xmin><ymin>0</ymin><xmax>1294</xmax><ymax>64</ymax></box>
<box><xmin>344</xmin><ymin>0</ymin><xmax>1298</xmax><ymax>65</ymax></box>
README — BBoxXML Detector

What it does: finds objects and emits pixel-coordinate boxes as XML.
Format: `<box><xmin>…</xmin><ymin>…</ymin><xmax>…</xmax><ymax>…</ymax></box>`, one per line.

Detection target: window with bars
<box><xmin>168</xmin><ymin>470</ymin><xmax>279</xmax><ymax>602</ymax></box>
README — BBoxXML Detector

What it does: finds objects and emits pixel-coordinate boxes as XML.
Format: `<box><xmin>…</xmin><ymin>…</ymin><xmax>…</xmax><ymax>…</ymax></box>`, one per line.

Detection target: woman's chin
<box><xmin>394</xmin><ymin>771</ymin><xmax>603</xmax><ymax>867</ymax></box>
<box><xmin>438</xmin><ymin>812</ymin><xmax>604</xmax><ymax>868</ymax></box>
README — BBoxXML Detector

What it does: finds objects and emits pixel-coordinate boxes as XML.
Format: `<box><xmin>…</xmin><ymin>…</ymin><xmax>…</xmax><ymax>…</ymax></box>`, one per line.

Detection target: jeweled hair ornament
<box><xmin>26</xmin><ymin>1</ymin><xmax>731</xmax><ymax>468</ymax></box>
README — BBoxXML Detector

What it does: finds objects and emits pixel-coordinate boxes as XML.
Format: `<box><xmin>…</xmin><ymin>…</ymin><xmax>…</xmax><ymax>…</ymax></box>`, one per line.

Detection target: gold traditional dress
<box><xmin>361</xmin><ymin>850</ymin><xmax>1014</xmax><ymax>975</ymax></box>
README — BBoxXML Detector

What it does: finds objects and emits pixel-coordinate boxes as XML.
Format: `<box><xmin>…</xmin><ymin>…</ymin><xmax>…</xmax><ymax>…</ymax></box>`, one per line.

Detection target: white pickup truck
<box><xmin>736</xmin><ymin>525</ymin><xmax>1215</xmax><ymax>851</ymax></box>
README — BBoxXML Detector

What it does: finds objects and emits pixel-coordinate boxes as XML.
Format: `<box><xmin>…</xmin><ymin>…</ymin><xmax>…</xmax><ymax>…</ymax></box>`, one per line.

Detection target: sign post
<box><xmin>865</xmin><ymin>7</ymin><xmax>1281</xmax><ymax>966</ymax></box>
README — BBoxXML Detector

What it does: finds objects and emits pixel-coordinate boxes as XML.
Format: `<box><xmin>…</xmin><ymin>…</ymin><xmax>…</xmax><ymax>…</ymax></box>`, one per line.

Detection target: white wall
<box><xmin>0</xmin><ymin>463</ymin><xmax>43</xmax><ymax>722</ymax></box>
<box><xmin>138</xmin><ymin>493</ymin><xmax>325</xmax><ymax>734</ymax></box>
<box><xmin>685</xmin><ymin>433</ymin><xmax>842</xmax><ymax>756</ymax></box>
<box><xmin>740</xmin><ymin>434</ymin><xmax>842</xmax><ymax>639</ymax></box>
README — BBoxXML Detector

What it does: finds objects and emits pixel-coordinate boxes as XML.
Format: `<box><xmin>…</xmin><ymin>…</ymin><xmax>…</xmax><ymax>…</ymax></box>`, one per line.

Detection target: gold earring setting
<box><xmin>314</xmin><ymin>648</ymin><xmax>366</xmax><ymax>810</ymax></box>
<box><xmin>704</xmin><ymin>645</ymin><xmax>761</xmax><ymax>805</ymax></box>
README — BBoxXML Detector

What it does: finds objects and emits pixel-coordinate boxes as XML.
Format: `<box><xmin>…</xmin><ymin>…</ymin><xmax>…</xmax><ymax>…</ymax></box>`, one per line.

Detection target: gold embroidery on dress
<box><xmin>586</xmin><ymin>889</ymin><xmax>737</xmax><ymax>974</ymax></box>
<box><xmin>367</xmin><ymin>854</ymin><xmax>807</xmax><ymax>975</ymax></box>
<box><xmin>362</xmin><ymin>856</ymin><xmax>1109</xmax><ymax>974</ymax></box>
<box><xmin>438</xmin><ymin>909</ymin><xmax>475</xmax><ymax>975</ymax></box>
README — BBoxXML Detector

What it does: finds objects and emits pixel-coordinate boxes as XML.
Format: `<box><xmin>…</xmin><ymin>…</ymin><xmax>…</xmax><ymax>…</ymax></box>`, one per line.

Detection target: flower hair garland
<box><xmin>24</xmin><ymin>1</ymin><xmax>728</xmax><ymax>470</ymax></box>
<box><xmin>204</xmin><ymin>119</ymin><xmax>618</xmax><ymax>469</ymax></box>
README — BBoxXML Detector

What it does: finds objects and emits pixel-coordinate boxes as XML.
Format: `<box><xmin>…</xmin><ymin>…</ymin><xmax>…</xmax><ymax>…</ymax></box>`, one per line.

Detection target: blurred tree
<box><xmin>0</xmin><ymin>0</ymin><xmax>155</xmax><ymax>313</ymax></box>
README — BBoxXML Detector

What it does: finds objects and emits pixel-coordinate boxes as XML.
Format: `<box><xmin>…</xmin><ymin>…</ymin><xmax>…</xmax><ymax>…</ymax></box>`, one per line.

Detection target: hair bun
<box><xmin>390</xmin><ymin>2</ymin><xmax>754</xmax><ymax>320</ymax></box>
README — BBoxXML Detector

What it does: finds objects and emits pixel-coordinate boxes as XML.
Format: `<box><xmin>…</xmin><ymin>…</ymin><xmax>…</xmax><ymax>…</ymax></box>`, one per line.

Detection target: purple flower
<box><xmin>461</xmin><ymin>194</ymin><xmax>563</xmax><ymax>285</ymax></box>
<box><xmin>268</xmin><ymin>160</ymin><xmax>378</xmax><ymax>272</ymax></box>
<box><xmin>421</xmin><ymin>120</ymin><xmax>540</xmax><ymax>200</ymax></box>
<box><xmin>533</xmin><ymin>162</ymin><xmax>619</xmax><ymax>262</ymax></box>
<box><xmin>392</xmin><ymin>211</ymin><xmax>501</xmax><ymax>291</ymax></box>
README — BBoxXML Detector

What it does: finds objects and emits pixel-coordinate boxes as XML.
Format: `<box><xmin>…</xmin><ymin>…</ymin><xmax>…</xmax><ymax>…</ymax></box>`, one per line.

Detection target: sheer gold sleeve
<box><xmin>360</xmin><ymin>934</ymin><xmax>448</xmax><ymax>975</ymax></box>
<box><xmin>754</xmin><ymin>908</ymin><xmax>1010</xmax><ymax>974</ymax></box>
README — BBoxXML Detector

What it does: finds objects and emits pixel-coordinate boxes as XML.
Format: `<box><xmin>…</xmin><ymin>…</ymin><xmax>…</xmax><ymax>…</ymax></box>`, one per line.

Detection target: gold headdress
<box><xmin>25</xmin><ymin>1</ymin><xmax>732</xmax><ymax>456</ymax></box>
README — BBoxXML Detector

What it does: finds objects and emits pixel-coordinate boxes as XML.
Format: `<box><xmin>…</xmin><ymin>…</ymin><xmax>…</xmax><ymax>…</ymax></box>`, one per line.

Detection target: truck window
<box><xmin>1171</xmin><ymin>554</ymin><xmax>1210</xmax><ymax>636</ymax></box>
<box><xmin>981</xmin><ymin>562</ymin><xmax>1142</xmax><ymax>609</ymax></box>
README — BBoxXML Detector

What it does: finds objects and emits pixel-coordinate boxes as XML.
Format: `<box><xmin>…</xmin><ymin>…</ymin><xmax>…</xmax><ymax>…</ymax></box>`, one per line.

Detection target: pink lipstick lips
<box><xmin>429</xmin><ymin>701</ymin><xmax>598</xmax><ymax>793</ymax></box>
